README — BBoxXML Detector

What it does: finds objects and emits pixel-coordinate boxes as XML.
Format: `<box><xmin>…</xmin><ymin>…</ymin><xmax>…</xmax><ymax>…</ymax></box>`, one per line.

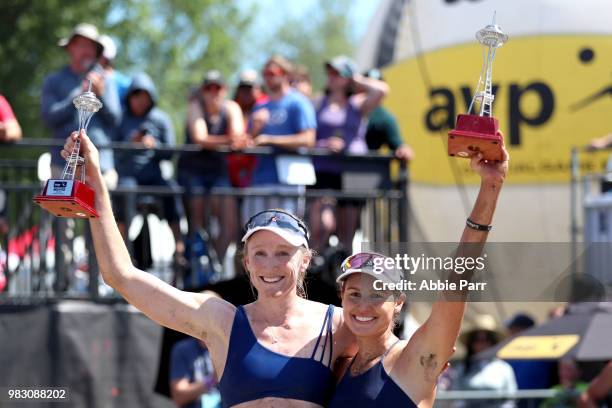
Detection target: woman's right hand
<box><xmin>60</xmin><ymin>130</ymin><xmax>101</xmax><ymax>182</ymax></box>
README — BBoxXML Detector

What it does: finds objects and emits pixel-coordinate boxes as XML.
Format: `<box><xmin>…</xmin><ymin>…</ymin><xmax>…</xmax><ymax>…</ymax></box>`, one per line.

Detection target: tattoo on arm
<box><xmin>419</xmin><ymin>353</ymin><xmax>439</xmax><ymax>382</ymax></box>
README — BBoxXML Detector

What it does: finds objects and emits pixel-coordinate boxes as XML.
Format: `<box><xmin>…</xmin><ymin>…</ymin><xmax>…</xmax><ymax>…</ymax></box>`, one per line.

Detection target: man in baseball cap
<box><xmin>325</xmin><ymin>55</ymin><xmax>357</xmax><ymax>79</ymax></box>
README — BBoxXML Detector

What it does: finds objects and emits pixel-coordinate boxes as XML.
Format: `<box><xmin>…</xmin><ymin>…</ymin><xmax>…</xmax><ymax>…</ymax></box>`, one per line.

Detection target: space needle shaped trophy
<box><xmin>448</xmin><ymin>14</ymin><xmax>508</xmax><ymax>161</ymax></box>
<box><xmin>34</xmin><ymin>81</ymin><xmax>101</xmax><ymax>218</ymax></box>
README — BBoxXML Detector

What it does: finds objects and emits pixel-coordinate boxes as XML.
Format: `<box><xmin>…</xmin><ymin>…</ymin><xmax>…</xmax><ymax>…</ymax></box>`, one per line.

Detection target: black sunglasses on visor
<box><xmin>244</xmin><ymin>210</ymin><xmax>310</xmax><ymax>241</ymax></box>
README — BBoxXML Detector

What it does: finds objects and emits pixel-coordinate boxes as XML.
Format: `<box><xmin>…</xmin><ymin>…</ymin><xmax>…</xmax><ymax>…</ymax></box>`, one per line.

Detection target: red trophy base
<box><xmin>448</xmin><ymin>114</ymin><xmax>504</xmax><ymax>161</ymax></box>
<box><xmin>33</xmin><ymin>179</ymin><xmax>98</xmax><ymax>218</ymax></box>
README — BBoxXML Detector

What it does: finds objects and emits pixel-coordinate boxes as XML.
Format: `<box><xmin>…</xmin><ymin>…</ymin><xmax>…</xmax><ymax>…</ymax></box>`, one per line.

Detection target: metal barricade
<box><xmin>435</xmin><ymin>389</ymin><xmax>571</xmax><ymax>408</ymax></box>
<box><xmin>0</xmin><ymin>139</ymin><xmax>409</xmax><ymax>303</ymax></box>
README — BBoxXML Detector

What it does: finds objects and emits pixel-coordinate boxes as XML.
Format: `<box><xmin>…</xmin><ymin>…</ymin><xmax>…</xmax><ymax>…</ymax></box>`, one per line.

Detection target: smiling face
<box><xmin>341</xmin><ymin>273</ymin><xmax>405</xmax><ymax>338</ymax></box>
<box><xmin>243</xmin><ymin>230</ymin><xmax>310</xmax><ymax>299</ymax></box>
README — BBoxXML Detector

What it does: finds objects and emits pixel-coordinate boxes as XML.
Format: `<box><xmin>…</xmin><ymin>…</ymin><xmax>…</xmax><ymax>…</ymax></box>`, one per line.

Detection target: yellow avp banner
<box><xmin>378</xmin><ymin>1</ymin><xmax>612</xmax><ymax>185</ymax></box>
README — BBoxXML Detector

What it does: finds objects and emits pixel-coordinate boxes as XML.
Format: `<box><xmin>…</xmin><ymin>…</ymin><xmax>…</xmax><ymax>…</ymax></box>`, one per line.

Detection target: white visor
<box><xmin>242</xmin><ymin>226</ymin><xmax>309</xmax><ymax>248</ymax></box>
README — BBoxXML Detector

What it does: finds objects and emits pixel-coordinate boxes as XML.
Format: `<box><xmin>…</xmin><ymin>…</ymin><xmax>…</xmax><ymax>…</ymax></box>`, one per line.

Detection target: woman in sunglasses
<box><xmin>329</xmin><ymin>148</ymin><xmax>509</xmax><ymax>407</ymax></box>
<box><xmin>61</xmin><ymin>131</ymin><xmax>355</xmax><ymax>408</ymax></box>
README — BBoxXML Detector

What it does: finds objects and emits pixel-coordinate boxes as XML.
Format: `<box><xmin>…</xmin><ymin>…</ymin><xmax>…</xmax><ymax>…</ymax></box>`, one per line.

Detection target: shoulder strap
<box><xmin>325</xmin><ymin>305</ymin><xmax>334</xmax><ymax>367</ymax></box>
<box><xmin>381</xmin><ymin>339</ymin><xmax>401</xmax><ymax>363</ymax></box>
<box><xmin>310</xmin><ymin>304</ymin><xmax>334</xmax><ymax>367</ymax></box>
<box><xmin>233</xmin><ymin>305</ymin><xmax>253</xmax><ymax>338</ymax></box>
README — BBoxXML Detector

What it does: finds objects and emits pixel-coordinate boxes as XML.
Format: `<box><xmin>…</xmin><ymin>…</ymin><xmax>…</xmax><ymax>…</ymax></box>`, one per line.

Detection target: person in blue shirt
<box><xmin>170</xmin><ymin>336</ymin><xmax>221</xmax><ymax>408</ymax></box>
<box><xmin>41</xmin><ymin>23</ymin><xmax>121</xmax><ymax>186</ymax></box>
<box><xmin>41</xmin><ymin>23</ymin><xmax>121</xmax><ymax>291</ymax></box>
<box><xmin>242</xmin><ymin>56</ymin><xmax>316</xmax><ymax>222</ymax></box>
<box><xmin>114</xmin><ymin>72</ymin><xmax>185</xmax><ymax>266</ymax></box>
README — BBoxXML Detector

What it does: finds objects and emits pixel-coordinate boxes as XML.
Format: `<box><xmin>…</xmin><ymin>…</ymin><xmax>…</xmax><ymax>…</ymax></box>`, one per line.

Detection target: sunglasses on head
<box><xmin>245</xmin><ymin>210</ymin><xmax>310</xmax><ymax>241</ymax></box>
<box><xmin>341</xmin><ymin>252</ymin><xmax>387</xmax><ymax>273</ymax></box>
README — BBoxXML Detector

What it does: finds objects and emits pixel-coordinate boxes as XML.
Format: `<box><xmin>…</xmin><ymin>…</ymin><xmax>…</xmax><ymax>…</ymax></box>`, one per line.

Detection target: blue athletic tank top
<box><xmin>218</xmin><ymin>304</ymin><xmax>335</xmax><ymax>407</ymax></box>
<box><xmin>328</xmin><ymin>340</ymin><xmax>417</xmax><ymax>408</ymax></box>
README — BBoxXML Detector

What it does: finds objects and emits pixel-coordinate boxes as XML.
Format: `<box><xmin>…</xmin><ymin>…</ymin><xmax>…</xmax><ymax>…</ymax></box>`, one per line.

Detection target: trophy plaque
<box><xmin>448</xmin><ymin>14</ymin><xmax>508</xmax><ymax>161</ymax></box>
<box><xmin>34</xmin><ymin>82</ymin><xmax>101</xmax><ymax>218</ymax></box>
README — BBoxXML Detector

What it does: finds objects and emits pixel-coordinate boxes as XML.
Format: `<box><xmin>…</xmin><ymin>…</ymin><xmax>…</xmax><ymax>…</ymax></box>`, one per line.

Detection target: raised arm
<box><xmin>352</xmin><ymin>73</ymin><xmax>389</xmax><ymax>118</ymax></box>
<box><xmin>402</xmin><ymin>149</ymin><xmax>509</xmax><ymax>380</ymax></box>
<box><xmin>60</xmin><ymin>131</ymin><xmax>234</xmax><ymax>344</ymax></box>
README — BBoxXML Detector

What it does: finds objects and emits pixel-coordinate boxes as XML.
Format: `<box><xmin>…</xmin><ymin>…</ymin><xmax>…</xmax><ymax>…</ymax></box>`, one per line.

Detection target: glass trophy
<box><xmin>34</xmin><ymin>82</ymin><xmax>101</xmax><ymax>218</ymax></box>
<box><xmin>448</xmin><ymin>14</ymin><xmax>508</xmax><ymax>161</ymax></box>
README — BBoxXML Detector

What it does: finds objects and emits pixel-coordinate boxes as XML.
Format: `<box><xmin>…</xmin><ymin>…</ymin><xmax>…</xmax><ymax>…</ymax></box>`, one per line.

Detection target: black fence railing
<box><xmin>0</xmin><ymin>139</ymin><xmax>410</xmax><ymax>303</ymax></box>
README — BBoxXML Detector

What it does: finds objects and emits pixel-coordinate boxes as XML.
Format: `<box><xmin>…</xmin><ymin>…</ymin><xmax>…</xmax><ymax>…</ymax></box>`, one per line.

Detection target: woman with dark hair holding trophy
<box><xmin>329</xmin><ymin>146</ymin><xmax>509</xmax><ymax>407</ymax></box>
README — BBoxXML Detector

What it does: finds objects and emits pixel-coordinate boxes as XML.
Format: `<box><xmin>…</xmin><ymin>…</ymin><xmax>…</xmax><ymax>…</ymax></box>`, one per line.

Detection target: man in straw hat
<box><xmin>41</xmin><ymin>23</ymin><xmax>122</xmax><ymax>291</ymax></box>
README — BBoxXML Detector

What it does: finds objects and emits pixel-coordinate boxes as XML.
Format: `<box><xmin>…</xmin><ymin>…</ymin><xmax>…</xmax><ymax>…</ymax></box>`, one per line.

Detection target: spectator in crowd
<box><xmin>41</xmin><ymin>23</ymin><xmax>121</xmax><ymax>291</ymax></box>
<box><xmin>364</xmin><ymin>68</ymin><xmax>414</xmax><ymax>162</ymax></box>
<box><xmin>290</xmin><ymin>64</ymin><xmax>313</xmax><ymax>99</ymax></box>
<box><xmin>504</xmin><ymin>313</ymin><xmax>554</xmax><ymax>399</ymax></box>
<box><xmin>0</xmin><ymin>95</ymin><xmax>22</xmax><ymax>142</ymax></box>
<box><xmin>41</xmin><ymin>22</ymin><xmax>121</xmax><ymax>187</ymax></box>
<box><xmin>505</xmin><ymin>312</ymin><xmax>535</xmax><ymax>337</ymax></box>
<box><xmin>233</xmin><ymin>69</ymin><xmax>267</xmax><ymax>124</ymax></box>
<box><xmin>0</xmin><ymin>94</ymin><xmax>22</xmax><ymax>252</ymax></box>
<box><xmin>243</xmin><ymin>55</ymin><xmax>316</xmax><ymax>220</ymax></box>
<box><xmin>542</xmin><ymin>359</ymin><xmax>589</xmax><ymax>408</ymax></box>
<box><xmin>578</xmin><ymin>360</ymin><xmax>612</xmax><ymax>408</ymax></box>
<box><xmin>114</xmin><ymin>72</ymin><xmax>185</xmax><ymax>265</ymax></box>
<box><xmin>227</xmin><ymin>70</ymin><xmax>266</xmax><ymax>188</ymax></box>
<box><xmin>309</xmin><ymin>56</ymin><xmax>388</xmax><ymax>251</ymax></box>
<box><xmin>98</xmin><ymin>34</ymin><xmax>132</xmax><ymax>105</ymax></box>
<box><xmin>177</xmin><ymin>70</ymin><xmax>244</xmax><ymax>260</ymax></box>
<box><xmin>170</xmin><ymin>336</ymin><xmax>220</xmax><ymax>408</ymax></box>
<box><xmin>450</xmin><ymin>315</ymin><xmax>517</xmax><ymax>408</ymax></box>
<box><xmin>170</xmin><ymin>293</ymin><xmax>222</xmax><ymax>408</ymax></box>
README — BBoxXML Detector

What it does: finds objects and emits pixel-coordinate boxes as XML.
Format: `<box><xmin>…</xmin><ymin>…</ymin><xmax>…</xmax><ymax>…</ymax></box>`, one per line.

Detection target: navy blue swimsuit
<box><xmin>218</xmin><ymin>304</ymin><xmax>335</xmax><ymax>407</ymax></box>
<box><xmin>329</xmin><ymin>340</ymin><xmax>417</xmax><ymax>407</ymax></box>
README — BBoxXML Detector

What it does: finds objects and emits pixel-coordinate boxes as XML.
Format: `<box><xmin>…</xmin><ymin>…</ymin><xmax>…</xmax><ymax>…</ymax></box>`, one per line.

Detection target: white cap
<box><xmin>336</xmin><ymin>252</ymin><xmax>403</xmax><ymax>284</ymax></box>
<box><xmin>242</xmin><ymin>226</ymin><xmax>308</xmax><ymax>248</ymax></box>
<box><xmin>98</xmin><ymin>34</ymin><xmax>117</xmax><ymax>61</ymax></box>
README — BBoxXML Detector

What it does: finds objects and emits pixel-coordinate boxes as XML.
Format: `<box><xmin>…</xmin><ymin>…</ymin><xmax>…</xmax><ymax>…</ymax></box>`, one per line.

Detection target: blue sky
<box><xmin>245</xmin><ymin>0</ymin><xmax>380</xmax><ymax>48</ymax></box>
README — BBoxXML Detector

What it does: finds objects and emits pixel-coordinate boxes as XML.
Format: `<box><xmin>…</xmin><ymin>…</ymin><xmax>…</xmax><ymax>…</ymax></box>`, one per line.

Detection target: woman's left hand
<box><xmin>470</xmin><ymin>146</ymin><xmax>509</xmax><ymax>185</ymax></box>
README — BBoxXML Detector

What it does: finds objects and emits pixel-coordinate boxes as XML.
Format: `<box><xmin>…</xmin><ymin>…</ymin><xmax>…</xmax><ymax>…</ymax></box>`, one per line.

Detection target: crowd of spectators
<box><xmin>30</xmin><ymin>23</ymin><xmax>413</xmax><ymax>270</ymax></box>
